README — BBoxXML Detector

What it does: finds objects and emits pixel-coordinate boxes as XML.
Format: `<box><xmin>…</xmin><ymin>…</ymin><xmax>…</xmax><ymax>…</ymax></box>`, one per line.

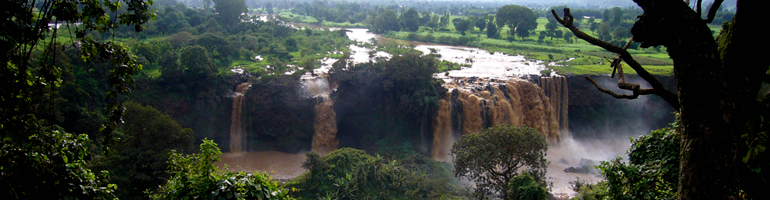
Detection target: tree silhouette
<box><xmin>552</xmin><ymin>0</ymin><xmax>769</xmax><ymax>199</ymax></box>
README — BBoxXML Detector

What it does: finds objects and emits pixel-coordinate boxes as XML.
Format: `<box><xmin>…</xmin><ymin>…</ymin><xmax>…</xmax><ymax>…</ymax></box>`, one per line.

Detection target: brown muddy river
<box><xmin>215</xmin><ymin>151</ymin><xmax>307</xmax><ymax>181</ymax></box>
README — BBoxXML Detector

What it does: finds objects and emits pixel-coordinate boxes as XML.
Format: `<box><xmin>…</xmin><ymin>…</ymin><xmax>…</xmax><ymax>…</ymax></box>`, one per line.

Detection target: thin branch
<box><xmin>704</xmin><ymin>0</ymin><xmax>725</xmax><ymax>23</ymax></box>
<box><xmin>551</xmin><ymin>8</ymin><xmax>681</xmax><ymax>110</ymax></box>
<box><xmin>697</xmin><ymin>0</ymin><xmax>703</xmax><ymax>17</ymax></box>
<box><xmin>585</xmin><ymin>76</ymin><xmax>655</xmax><ymax>100</ymax></box>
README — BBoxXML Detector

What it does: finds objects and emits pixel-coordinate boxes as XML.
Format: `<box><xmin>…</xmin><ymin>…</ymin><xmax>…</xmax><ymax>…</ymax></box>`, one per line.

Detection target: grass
<box><xmin>378</xmin><ymin>16</ymin><xmax>683</xmax><ymax>76</ymax></box>
<box><xmin>278</xmin><ymin>11</ymin><xmax>366</xmax><ymax>28</ymax></box>
<box><xmin>549</xmin><ymin>63</ymin><xmax>673</xmax><ymax>76</ymax></box>
<box><xmin>230</xmin><ymin>59</ymin><xmax>266</xmax><ymax>74</ymax></box>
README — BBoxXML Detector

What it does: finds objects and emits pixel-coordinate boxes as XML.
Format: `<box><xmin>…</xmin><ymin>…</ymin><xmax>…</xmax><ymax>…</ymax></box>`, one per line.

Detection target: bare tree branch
<box><xmin>697</xmin><ymin>0</ymin><xmax>703</xmax><ymax>17</ymax></box>
<box><xmin>551</xmin><ymin>8</ymin><xmax>681</xmax><ymax>110</ymax></box>
<box><xmin>704</xmin><ymin>0</ymin><xmax>724</xmax><ymax>23</ymax></box>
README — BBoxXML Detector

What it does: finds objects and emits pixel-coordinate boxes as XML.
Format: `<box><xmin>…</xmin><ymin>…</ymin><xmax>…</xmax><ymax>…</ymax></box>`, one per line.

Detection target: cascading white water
<box><xmin>301</xmin><ymin>75</ymin><xmax>339</xmax><ymax>155</ymax></box>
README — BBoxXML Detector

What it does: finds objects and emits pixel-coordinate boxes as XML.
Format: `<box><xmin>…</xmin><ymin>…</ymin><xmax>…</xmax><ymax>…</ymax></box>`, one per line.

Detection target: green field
<box><xmin>379</xmin><ymin>16</ymin><xmax>680</xmax><ymax>76</ymax></box>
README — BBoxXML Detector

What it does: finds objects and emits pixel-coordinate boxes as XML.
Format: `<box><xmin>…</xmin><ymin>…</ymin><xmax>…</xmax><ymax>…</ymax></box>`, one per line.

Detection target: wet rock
<box><xmin>564</xmin><ymin>158</ymin><xmax>600</xmax><ymax>175</ymax></box>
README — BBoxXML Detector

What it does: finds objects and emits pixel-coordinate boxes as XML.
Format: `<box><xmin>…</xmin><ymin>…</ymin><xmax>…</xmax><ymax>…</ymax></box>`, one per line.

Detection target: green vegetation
<box><xmin>1</xmin><ymin>0</ymin><xmax>152</xmax><ymax>198</ymax></box>
<box><xmin>93</xmin><ymin>102</ymin><xmax>196</xmax><ymax>200</ymax></box>
<box><xmin>573</xmin><ymin>117</ymin><xmax>681</xmax><ymax>200</ymax></box>
<box><xmin>286</xmin><ymin>148</ymin><xmax>471</xmax><ymax>199</ymax></box>
<box><xmin>4</xmin><ymin>0</ymin><xmax>755</xmax><ymax>199</ymax></box>
<box><xmin>451</xmin><ymin>125</ymin><xmax>548</xmax><ymax>199</ymax></box>
<box><xmin>507</xmin><ymin>173</ymin><xmax>548</xmax><ymax>200</ymax></box>
<box><xmin>150</xmin><ymin>140</ymin><xmax>292</xmax><ymax>200</ymax></box>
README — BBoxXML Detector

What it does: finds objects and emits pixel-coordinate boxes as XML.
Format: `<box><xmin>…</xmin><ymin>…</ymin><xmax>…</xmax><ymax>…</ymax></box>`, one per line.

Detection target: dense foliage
<box><xmin>496</xmin><ymin>5</ymin><xmax>538</xmax><ymax>40</ymax></box>
<box><xmin>92</xmin><ymin>102</ymin><xmax>196</xmax><ymax>200</ymax></box>
<box><xmin>507</xmin><ymin>172</ymin><xmax>548</xmax><ymax>200</ymax></box>
<box><xmin>451</xmin><ymin>125</ymin><xmax>548</xmax><ymax>199</ymax></box>
<box><xmin>1</xmin><ymin>0</ymin><xmax>153</xmax><ymax>198</ymax></box>
<box><xmin>286</xmin><ymin>148</ymin><xmax>470</xmax><ymax>199</ymax></box>
<box><xmin>573</xmin><ymin>118</ymin><xmax>681</xmax><ymax>200</ymax></box>
<box><xmin>150</xmin><ymin>140</ymin><xmax>292</xmax><ymax>200</ymax></box>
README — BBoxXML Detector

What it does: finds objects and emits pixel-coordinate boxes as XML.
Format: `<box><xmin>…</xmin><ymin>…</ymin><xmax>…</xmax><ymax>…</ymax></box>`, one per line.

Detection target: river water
<box><xmin>218</xmin><ymin>27</ymin><xmax>633</xmax><ymax>198</ymax></box>
<box><xmin>316</xmin><ymin>28</ymin><xmax>548</xmax><ymax>81</ymax></box>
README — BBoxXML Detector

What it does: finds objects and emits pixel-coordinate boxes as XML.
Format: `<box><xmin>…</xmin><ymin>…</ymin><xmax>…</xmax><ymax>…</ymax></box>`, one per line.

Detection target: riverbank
<box><xmin>380</xmin><ymin>29</ymin><xmax>675</xmax><ymax>76</ymax></box>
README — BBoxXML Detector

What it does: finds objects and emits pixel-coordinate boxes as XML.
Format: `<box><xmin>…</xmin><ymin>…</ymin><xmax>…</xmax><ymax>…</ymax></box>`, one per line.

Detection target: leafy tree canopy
<box><xmin>93</xmin><ymin>102</ymin><xmax>195</xmax><ymax>200</ymax></box>
<box><xmin>496</xmin><ymin>5</ymin><xmax>537</xmax><ymax>39</ymax></box>
<box><xmin>214</xmin><ymin>0</ymin><xmax>248</xmax><ymax>27</ymax></box>
<box><xmin>1</xmin><ymin>0</ymin><xmax>153</xmax><ymax>198</ymax></box>
<box><xmin>451</xmin><ymin>125</ymin><xmax>548</xmax><ymax>199</ymax></box>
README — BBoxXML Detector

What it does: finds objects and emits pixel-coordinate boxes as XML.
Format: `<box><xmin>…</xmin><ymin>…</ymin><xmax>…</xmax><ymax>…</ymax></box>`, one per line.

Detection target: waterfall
<box><xmin>432</xmin><ymin>79</ymin><xmax>561</xmax><ymax>160</ymax></box>
<box><xmin>312</xmin><ymin>97</ymin><xmax>338</xmax><ymax>155</ymax></box>
<box><xmin>301</xmin><ymin>75</ymin><xmax>339</xmax><ymax>155</ymax></box>
<box><xmin>539</xmin><ymin>76</ymin><xmax>569</xmax><ymax>138</ymax></box>
<box><xmin>230</xmin><ymin>82</ymin><xmax>252</xmax><ymax>153</ymax></box>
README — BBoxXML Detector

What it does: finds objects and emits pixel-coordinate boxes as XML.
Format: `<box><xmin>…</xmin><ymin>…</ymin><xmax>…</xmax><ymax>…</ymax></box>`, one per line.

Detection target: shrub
<box><xmin>407</xmin><ymin>33</ymin><xmax>419</xmax><ymax>41</ymax></box>
<box><xmin>507</xmin><ymin>173</ymin><xmax>548</xmax><ymax>200</ymax></box>
<box><xmin>573</xmin><ymin>117</ymin><xmax>681</xmax><ymax>200</ymax></box>
<box><xmin>287</xmin><ymin>148</ymin><xmax>471</xmax><ymax>199</ymax></box>
<box><xmin>540</xmin><ymin>69</ymin><xmax>552</xmax><ymax>76</ymax></box>
<box><xmin>422</xmin><ymin>34</ymin><xmax>435</xmax><ymax>42</ymax></box>
<box><xmin>149</xmin><ymin>140</ymin><xmax>292</xmax><ymax>200</ymax></box>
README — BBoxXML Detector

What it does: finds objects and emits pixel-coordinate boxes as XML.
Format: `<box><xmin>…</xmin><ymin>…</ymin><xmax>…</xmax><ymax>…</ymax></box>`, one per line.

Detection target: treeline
<box><xmin>274</xmin><ymin>0</ymin><xmax>733</xmax><ymax>49</ymax></box>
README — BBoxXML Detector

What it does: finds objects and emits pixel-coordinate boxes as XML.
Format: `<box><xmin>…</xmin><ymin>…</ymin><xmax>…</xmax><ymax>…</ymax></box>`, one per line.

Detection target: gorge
<box><xmin>219</xmin><ymin>28</ymin><xmax>677</xmax><ymax>197</ymax></box>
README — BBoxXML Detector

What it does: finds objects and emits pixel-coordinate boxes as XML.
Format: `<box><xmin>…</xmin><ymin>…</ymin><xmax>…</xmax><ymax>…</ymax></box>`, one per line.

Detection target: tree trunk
<box><xmin>631</xmin><ymin>0</ymin><xmax>768</xmax><ymax>199</ymax></box>
<box><xmin>719</xmin><ymin>0</ymin><xmax>770</xmax><ymax>197</ymax></box>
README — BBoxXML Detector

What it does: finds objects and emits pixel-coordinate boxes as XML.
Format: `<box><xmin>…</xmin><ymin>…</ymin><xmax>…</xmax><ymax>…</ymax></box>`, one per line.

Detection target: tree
<box><xmin>551</xmin><ymin>0</ymin><xmax>770</xmax><ymax>199</ymax></box>
<box><xmin>452</xmin><ymin>18</ymin><xmax>472</xmax><ymax>35</ymax></box>
<box><xmin>609</xmin><ymin>7</ymin><xmax>624</xmax><ymax>27</ymax></box>
<box><xmin>266</xmin><ymin>2</ymin><xmax>274</xmax><ymax>15</ymax></box>
<box><xmin>94</xmin><ymin>102</ymin><xmax>195</xmax><ymax>200</ymax></box>
<box><xmin>160</xmin><ymin>50</ymin><xmax>183</xmax><ymax>83</ymax></box>
<box><xmin>545</xmin><ymin>17</ymin><xmax>559</xmax><ymax>38</ymax></box>
<box><xmin>563</xmin><ymin>31</ymin><xmax>574</xmax><ymax>43</ymax></box>
<box><xmin>475</xmin><ymin>15</ymin><xmax>487</xmax><ymax>32</ymax></box>
<box><xmin>496</xmin><ymin>5</ymin><xmax>538</xmax><ymax>40</ymax></box>
<box><xmin>214</xmin><ymin>0</ymin><xmax>248</xmax><ymax>27</ymax></box>
<box><xmin>180</xmin><ymin>45</ymin><xmax>216</xmax><ymax>81</ymax></box>
<box><xmin>420</xmin><ymin>11</ymin><xmax>431</xmax><ymax>25</ymax></box>
<box><xmin>190</xmin><ymin>33</ymin><xmax>235</xmax><ymax>60</ymax></box>
<box><xmin>451</xmin><ymin>125</ymin><xmax>548</xmax><ymax>199</ymax></box>
<box><xmin>486</xmin><ymin>17</ymin><xmax>498</xmax><ymax>39</ymax></box>
<box><xmin>401</xmin><ymin>8</ymin><xmax>420</xmax><ymax>32</ymax></box>
<box><xmin>426</xmin><ymin>14</ymin><xmax>440</xmax><ymax>31</ymax></box>
<box><xmin>371</xmin><ymin>9</ymin><xmax>400</xmax><ymax>33</ymax></box>
<box><xmin>1</xmin><ymin>0</ymin><xmax>153</xmax><ymax>198</ymax></box>
<box><xmin>507</xmin><ymin>173</ymin><xmax>548</xmax><ymax>200</ymax></box>
<box><xmin>440</xmin><ymin>11</ymin><xmax>451</xmax><ymax>29</ymax></box>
